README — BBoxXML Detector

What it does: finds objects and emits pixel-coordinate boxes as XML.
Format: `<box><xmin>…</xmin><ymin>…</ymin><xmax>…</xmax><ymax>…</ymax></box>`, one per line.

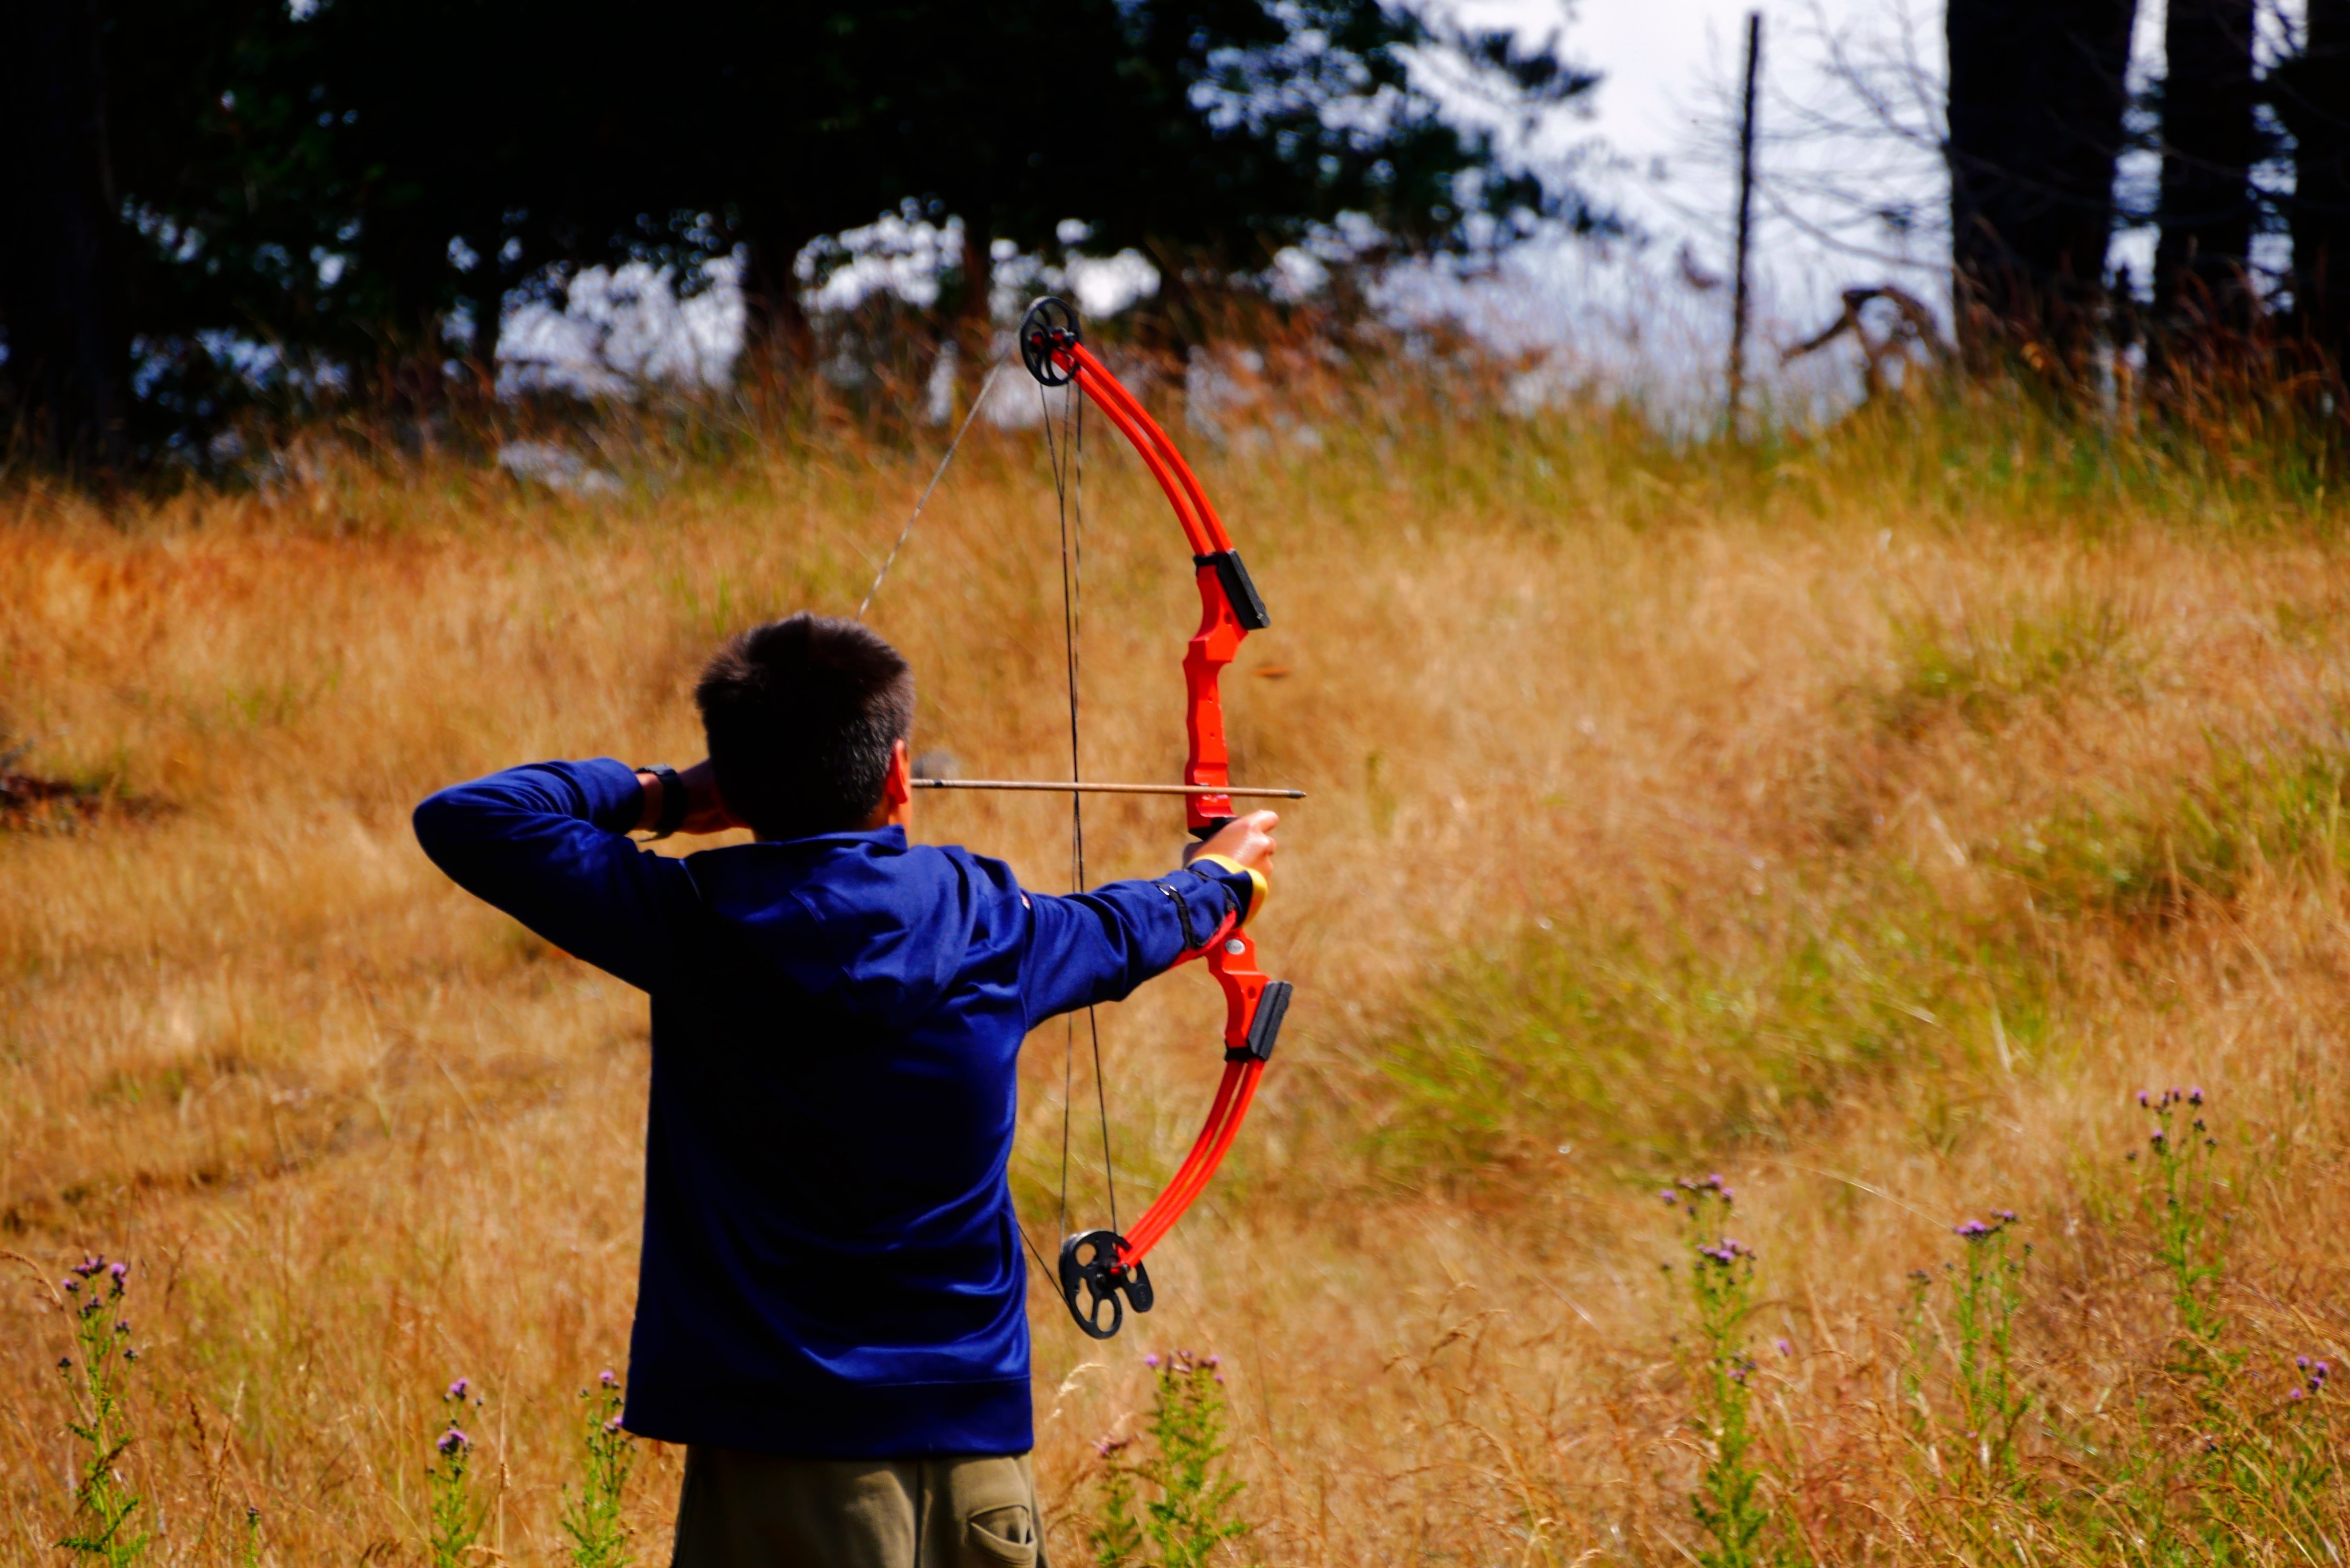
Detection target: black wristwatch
<box><xmin>638</xmin><ymin>763</ymin><xmax>688</xmax><ymax>839</ymax></box>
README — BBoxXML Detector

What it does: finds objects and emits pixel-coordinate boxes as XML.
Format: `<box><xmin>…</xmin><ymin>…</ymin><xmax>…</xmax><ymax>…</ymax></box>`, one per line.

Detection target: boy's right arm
<box><xmin>412</xmin><ymin>758</ymin><xmax>685</xmax><ymax>993</ymax></box>
<box><xmin>1020</xmin><ymin>812</ymin><xmax>1278</xmax><ymax>1024</ymax></box>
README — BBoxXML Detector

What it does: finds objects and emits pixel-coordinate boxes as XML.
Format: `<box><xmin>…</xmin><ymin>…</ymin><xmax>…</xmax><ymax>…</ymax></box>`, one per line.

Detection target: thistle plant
<box><xmin>1946</xmin><ymin>1209</ymin><xmax>2030</xmax><ymax>1483</ymax></box>
<box><xmin>1089</xmin><ymin>1443</ymin><xmax>1147</xmax><ymax>1568</ymax></box>
<box><xmin>1664</xmin><ymin>1175</ymin><xmax>1773</xmax><ymax>1568</ymax></box>
<box><xmin>1090</xmin><ymin>1349</ymin><xmax>1247</xmax><ymax>1568</ymax></box>
<box><xmin>2134</xmin><ymin>1086</ymin><xmax>2231</xmax><ymax>1368</ymax></box>
<box><xmin>426</xmin><ymin>1378</ymin><xmax>487</xmax><ymax>1568</ymax></box>
<box><xmin>55</xmin><ymin>1253</ymin><xmax>146</xmax><ymax>1567</ymax></box>
<box><xmin>558</xmin><ymin>1370</ymin><xmax>637</xmax><ymax>1568</ymax></box>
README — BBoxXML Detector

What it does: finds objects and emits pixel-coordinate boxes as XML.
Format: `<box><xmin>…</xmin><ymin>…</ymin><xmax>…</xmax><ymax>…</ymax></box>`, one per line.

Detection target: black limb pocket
<box><xmin>1224</xmin><ymin>979</ymin><xmax>1292</xmax><ymax>1064</ymax></box>
<box><xmin>1195</xmin><ymin>550</ymin><xmax>1270</xmax><ymax>631</ymax></box>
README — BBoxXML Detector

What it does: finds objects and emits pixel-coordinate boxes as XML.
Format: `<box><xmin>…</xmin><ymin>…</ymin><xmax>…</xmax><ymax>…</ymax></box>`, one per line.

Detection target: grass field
<box><xmin>6</xmin><ymin>378</ymin><xmax>2350</xmax><ymax>1564</ymax></box>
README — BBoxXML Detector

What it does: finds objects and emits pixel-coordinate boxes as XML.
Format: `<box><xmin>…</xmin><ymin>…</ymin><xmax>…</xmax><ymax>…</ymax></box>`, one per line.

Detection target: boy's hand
<box><xmin>636</xmin><ymin>759</ymin><xmax>744</xmax><ymax>836</ymax></box>
<box><xmin>1186</xmin><ymin>810</ymin><xmax>1279</xmax><ymax>874</ymax></box>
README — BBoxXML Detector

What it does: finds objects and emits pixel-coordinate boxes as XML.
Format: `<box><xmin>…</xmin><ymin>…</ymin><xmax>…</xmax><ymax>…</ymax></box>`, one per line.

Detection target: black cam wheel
<box><xmin>1020</xmin><ymin>296</ymin><xmax>1082</xmax><ymax>387</ymax></box>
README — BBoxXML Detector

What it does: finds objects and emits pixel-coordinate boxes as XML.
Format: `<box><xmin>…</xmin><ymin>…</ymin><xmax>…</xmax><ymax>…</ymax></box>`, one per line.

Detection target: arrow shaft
<box><xmin>911</xmin><ymin>779</ymin><xmax>1304</xmax><ymax>799</ymax></box>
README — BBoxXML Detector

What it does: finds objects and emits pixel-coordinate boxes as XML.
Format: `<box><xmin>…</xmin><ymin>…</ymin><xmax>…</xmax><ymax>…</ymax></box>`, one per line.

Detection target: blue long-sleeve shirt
<box><xmin>411</xmin><ymin>758</ymin><xmax>1256</xmax><ymax>1457</ymax></box>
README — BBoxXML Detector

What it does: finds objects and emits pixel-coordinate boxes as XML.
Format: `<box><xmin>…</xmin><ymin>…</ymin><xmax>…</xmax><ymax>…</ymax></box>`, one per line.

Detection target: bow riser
<box><xmin>1183</xmin><ymin>561</ymin><xmax>1247</xmax><ymax>833</ymax></box>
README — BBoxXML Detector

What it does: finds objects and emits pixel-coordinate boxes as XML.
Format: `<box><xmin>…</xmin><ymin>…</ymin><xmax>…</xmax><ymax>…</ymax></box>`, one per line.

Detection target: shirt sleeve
<box><xmin>411</xmin><ymin>758</ymin><xmax>685</xmax><ymax>993</ymax></box>
<box><xmin>1020</xmin><ymin>857</ymin><xmax>1261</xmax><ymax>1027</ymax></box>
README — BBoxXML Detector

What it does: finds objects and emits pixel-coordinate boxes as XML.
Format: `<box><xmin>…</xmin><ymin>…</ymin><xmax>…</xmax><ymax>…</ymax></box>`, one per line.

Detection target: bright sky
<box><xmin>1376</xmin><ymin>0</ymin><xmax>1956</xmax><ymax>415</ymax></box>
<box><xmin>517</xmin><ymin>2</ymin><xmax>2230</xmax><ymax>419</ymax></box>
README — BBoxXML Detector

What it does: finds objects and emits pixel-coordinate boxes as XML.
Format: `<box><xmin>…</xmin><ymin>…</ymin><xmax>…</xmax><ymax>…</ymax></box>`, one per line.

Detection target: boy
<box><xmin>412</xmin><ymin>613</ymin><xmax>1278</xmax><ymax>1568</ymax></box>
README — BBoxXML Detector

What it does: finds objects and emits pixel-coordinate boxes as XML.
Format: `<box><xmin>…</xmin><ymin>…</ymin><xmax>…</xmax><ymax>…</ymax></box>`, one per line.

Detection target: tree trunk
<box><xmin>738</xmin><ymin>227</ymin><xmax>815</xmax><ymax>388</ymax></box>
<box><xmin>2152</xmin><ymin>0</ymin><xmax>2258</xmax><ymax>339</ymax></box>
<box><xmin>1945</xmin><ymin>0</ymin><xmax>2140</xmax><ymax>380</ymax></box>
<box><xmin>956</xmin><ymin>212</ymin><xmax>993</xmax><ymax>374</ymax></box>
<box><xmin>467</xmin><ymin>204</ymin><xmax>506</xmax><ymax>397</ymax></box>
<box><xmin>0</xmin><ymin>0</ymin><xmax>129</xmax><ymax>471</ymax></box>
<box><xmin>2282</xmin><ymin>0</ymin><xmax>2350</xmax><ymax>374</ymax></box>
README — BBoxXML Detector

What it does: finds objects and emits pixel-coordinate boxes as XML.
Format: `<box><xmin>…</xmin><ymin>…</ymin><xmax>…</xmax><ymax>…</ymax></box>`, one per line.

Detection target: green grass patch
<box><xmin>1999</xmin><ymin>740</ymin><xmax>2350</xmax><ymax>923</ymax></box>
<box><xmin>1880</xmin><ymin>597</ymin><xmax>2131</xmax><ymax>741</ymax></box>
<box><xmin>1373</xmin><ymin>887</ymin><xmax>2054</xmax><ymax>1177</ymax></box>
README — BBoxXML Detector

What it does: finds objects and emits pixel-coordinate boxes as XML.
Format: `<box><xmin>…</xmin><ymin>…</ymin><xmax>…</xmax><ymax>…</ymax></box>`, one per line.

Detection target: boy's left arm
<box><xmin>1020</xmin><ymin>853</ymin><xmax>1268</xmax><ymax>1025</ymax></box>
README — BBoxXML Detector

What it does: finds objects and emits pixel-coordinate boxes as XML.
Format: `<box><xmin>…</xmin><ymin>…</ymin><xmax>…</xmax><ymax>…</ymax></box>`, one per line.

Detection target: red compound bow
<box><xmin>1015</xmin><ymin>297</ymin><xmax>1294</xmax><ymax>1339</ymax></box>
<box><xmin>859</xmin><ymin>295</ymin><xmax>1294</xmax><ymax>1340</ymax></box>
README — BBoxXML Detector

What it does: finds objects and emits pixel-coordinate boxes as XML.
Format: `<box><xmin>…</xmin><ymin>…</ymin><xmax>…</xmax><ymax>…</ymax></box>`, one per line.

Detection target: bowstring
<box><xmin>853</xmin><ymin>351</ymin><xmax>1071</xmax><ymax>1275</ymax></box>
<box><xmin>856</xmin><ymin>359</ymin><xmax>1006</xmax><ymax>622</ymax></box>
<box><xmin>1040</xmin><ymin>369</ymin><xmax>1119</xmax><ymax>1244</ymax></box>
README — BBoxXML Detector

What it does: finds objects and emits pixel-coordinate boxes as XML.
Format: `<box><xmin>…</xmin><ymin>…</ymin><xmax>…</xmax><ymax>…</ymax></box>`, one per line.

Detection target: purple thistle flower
<box><xmin>599</xmin><ymin>1369</ymin><xmax>618</xmax><ymax>1388</ymax></box>
<box><xmin>115</xmin><ymin>1320</ymin><xmax>129</xmax><ymax>1334</ymax></box>
<box><xmin>1955</xmin><ymin>1219</ymin><xmax>1992</xmax><ymax>1238</ymax></box>
<box><xmin>108</xmin><ymin>1262</ymin><xmax>127</xmax><ymax>1284</ymax></box>
<box><xmin>1659</xmin><ymin>1188</ymin><xmax>1678</xmax><ymax>1204</ymax></box>
<box><xmin>1143</xmin><ymin>1353</ymin><xmax>1161</xmax><ymax>1369</ymax></box>
<box><xmin>2150</xmin><ymin>1128</ymin><xmax>2167</xmax><ymax>1144</ymax></box>
<box><xmin>2137</xmin><ymin>1090</ymin><xmax>2150</xmax><ymax>1107</ymax></box>
<box><xmin>446</xmin><ymin>1377</ymin><xmax>470</xmax><ymax>1402</ymax></box>
<box><xmin>604</xmin><ymin>1415</ymin><xmax>624</xmax><ymax>1432</ymax></box>
<box><xmin>2299</xmin><ymin>1357</ymin><xmax>2311</xmax><ymax>1370</ymax></box>
<box><xmin>1993</xmin><ymin>1209</ymin><xmax>2017</xmax><ymax>1223</ymax></box>
<box><xmin>2290</xmin><ymin>1388</ymin><xmax>2306</xmax><ymax>1402</ymax></box>
<box><xmin>2187</xmin><ymin>1087</ymin><xmax>2204</xmax><ymax>1105</ymax></box>
<box><xmin>1775</xmin><ymin>1338</ymin><xmax>1793</xmax><ymax>1356</ymax></box>
<box><xmin>437</xmin><ymin>1426</ymin><xmax>472</xmax><ymax>1455</ymax></box>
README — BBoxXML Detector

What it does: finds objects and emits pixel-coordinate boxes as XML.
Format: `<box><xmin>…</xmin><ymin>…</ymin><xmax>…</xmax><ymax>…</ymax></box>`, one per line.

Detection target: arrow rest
<box><xmin>1058</xmin><ymin>1229</ymin><xmax>1154</xmax><ymax>1340</ymax></box>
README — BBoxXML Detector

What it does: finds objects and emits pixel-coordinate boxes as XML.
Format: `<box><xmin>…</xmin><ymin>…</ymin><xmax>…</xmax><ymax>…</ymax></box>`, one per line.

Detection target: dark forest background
<box><xmin>2</xmin><ymin>0</ymin><xmax>2347</xmax><ymax>473</ymax></box>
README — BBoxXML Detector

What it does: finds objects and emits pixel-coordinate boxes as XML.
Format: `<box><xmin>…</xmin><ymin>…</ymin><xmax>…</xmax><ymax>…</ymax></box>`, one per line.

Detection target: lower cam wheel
<box><xmin>1057</xmin><ymin>1228</ymin><xmax>1152</xmax><ymax>1340</ymax></box>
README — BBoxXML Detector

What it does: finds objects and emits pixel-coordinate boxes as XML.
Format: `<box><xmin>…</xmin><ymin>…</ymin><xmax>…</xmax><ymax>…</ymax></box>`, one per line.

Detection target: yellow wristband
<box><xmin>1188</xmin><ymin>852</ymin><xmax>1269</xmax><ymax>924</ymax></box>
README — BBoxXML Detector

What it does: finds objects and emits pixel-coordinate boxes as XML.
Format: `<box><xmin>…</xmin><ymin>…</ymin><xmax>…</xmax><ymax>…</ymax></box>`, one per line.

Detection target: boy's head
<box><xmin>696</xmin><ymin>614</ymin><xmax>913</xmax><ymax>840</ymax></box>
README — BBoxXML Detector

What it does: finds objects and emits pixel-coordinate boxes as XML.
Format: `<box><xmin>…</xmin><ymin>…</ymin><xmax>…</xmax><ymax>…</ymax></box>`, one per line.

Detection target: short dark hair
<box><xmin>695</xmin><ymin>614</ymin><xmax>913</xmax><ymax>839</ymax></box>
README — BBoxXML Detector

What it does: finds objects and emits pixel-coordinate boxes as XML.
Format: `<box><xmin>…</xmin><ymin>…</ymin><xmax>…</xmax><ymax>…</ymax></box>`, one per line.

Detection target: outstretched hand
<box><xmin>1186</xmin><ymin>810</ymin><xmax>1279</xmax><ymax>874</ymax></box>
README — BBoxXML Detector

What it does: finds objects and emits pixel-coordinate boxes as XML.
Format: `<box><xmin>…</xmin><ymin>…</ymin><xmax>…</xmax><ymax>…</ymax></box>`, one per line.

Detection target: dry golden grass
<box><xmin>5</xmin><ymin>385</ymin><xmax>2350</xmax><ymax>1564</ymax></box>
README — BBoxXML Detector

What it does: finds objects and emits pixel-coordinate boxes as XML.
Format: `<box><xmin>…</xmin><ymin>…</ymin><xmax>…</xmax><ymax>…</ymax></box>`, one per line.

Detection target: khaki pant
<box><xmin>670</xmin><ymin>1447</ymin><xmax>1048</xmax><ymax>1568</ymax></box>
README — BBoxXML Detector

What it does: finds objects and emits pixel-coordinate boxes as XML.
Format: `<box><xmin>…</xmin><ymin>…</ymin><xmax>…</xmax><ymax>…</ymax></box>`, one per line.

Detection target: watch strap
<box><xmin>639</xmin><ymin>763</ymin><xmax>687</xmax><ymax>839</ymax></box>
